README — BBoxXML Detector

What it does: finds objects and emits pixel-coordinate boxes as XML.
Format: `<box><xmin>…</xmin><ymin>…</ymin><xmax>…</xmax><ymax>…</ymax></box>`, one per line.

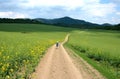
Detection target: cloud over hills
<box><xmin>0</xmin><ymin>0</ymin><xmax>120</xmax><ymax>24</ymax></box>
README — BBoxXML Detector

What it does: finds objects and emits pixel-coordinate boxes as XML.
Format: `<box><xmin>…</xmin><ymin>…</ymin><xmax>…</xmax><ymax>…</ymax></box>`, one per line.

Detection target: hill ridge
<box><xmin>35</xmin><ymin>16</ymin><xmax>101</xmax><ymax>28</ymax></box>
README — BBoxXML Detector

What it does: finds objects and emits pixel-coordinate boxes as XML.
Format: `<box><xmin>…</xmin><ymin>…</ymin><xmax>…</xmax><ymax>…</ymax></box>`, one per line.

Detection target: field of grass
<box><xmin>0</xmin><ymin>24</ymin><xmax>72</xmax><ymax>79</ymax></box>
<box><xmin>1</xmin><ymin>23</ymin><xmax>120</xmax><ymax>79</ymax></box>
<box><xmin>66</xmin><ymin>30</ymin><xmax>120</xmax><ymax>79</ymax></box>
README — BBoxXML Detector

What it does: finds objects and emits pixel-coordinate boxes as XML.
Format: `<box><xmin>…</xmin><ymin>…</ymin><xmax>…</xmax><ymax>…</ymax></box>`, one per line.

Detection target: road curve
<box><xmin>32</xmin><ymin>34</ymin><xmax>82</xmax><ymax>79</ymax></box>
<box><xmin>31</xmin><ymin>34</ymin><xmax>105</xmax><ymax>79</ymax></box>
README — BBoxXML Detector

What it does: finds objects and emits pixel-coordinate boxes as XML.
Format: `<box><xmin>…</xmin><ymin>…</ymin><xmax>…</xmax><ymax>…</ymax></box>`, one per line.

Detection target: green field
<box><xmin>0</xmin><ymin>24</ymin><xmax>72</xmax><ymax>79</ymax></box>
<box><xmin>0</xmin><ymin>24</ymin><xmax>120</xmax><ymax>79</ymax></box>
<box><xmin>67</xmin><ymin>30</ymin><xmax>120</xmax><ymax>79</ymax></box>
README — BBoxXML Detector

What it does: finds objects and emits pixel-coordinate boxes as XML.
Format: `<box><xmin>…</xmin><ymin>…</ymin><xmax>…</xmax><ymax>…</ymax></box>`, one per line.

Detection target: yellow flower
<box><xmin>6</xmin><ymin>63</ymin><xmax>9</xmax><ymax>67</ymax></box>
<box><xmin>2</xmin><ymin>66</ymin><xmax>5</xmax><ymax>72</ymax></box>
<box><xmin>6</xmin><ymin>75</ymin><xmax>10</xmax><ymax>79</ymax></box>
<box><xmin>0</xmin><ymin>63</ymin><xmax>2</xmax><ymax>65</ymax></box>
<box><xmin>7</xmin><ymin>56</ymin><xmax>10</xmax><ymax>59</ymax></box>
<box><xmin>10</xmin><ymin>69</ymin><xmax>14</xmax><ymax>72</ymax></box>
<box><xmin>31</xmin><ymin>50</ymin><xmax>34</xmax><ymax>53</ymax></box>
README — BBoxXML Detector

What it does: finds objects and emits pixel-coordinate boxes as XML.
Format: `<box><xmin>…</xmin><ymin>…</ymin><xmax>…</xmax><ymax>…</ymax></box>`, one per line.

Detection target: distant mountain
<box><xmin>1</xmin><ymin>17</ymin><xmax>118</xmax><ymax>30</ymax></box>
<box><xmin>35</xmin><ymin>16</ymin><xmax>101</xmax><ymax>28</ymax></box>
<box><xmin>102</xmin><ymin>23</ymin><xmax>113</xmax><ymax>26</ymax></box>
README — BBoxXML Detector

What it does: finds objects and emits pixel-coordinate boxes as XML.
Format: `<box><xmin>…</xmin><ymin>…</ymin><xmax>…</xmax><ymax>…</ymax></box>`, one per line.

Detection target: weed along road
<box><xmin>32</xmin><ymin>34</ymin><xmax>105</xmax><ymax>79</ymax></box>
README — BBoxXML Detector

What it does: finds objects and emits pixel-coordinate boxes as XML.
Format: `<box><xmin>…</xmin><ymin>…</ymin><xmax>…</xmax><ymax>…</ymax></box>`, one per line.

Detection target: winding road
<box><xmin>32</xmin><ymin>35</ymin><xmax>105</xmax><ymax>79</ymax></box>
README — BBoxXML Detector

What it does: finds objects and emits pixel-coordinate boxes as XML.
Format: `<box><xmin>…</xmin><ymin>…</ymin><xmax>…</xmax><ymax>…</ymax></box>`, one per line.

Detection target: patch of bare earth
<box><xmin>31</xmin><ymin>35</ymin><xmax>106</xmax><ymax>79</ymax></box>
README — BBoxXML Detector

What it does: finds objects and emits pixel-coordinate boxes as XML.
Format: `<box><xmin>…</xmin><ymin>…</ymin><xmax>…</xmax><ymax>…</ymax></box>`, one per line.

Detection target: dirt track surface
<box><xmin>32</xmin><ymin>35</ymin><xmax>105</xmax><ymax>79</ymax></box>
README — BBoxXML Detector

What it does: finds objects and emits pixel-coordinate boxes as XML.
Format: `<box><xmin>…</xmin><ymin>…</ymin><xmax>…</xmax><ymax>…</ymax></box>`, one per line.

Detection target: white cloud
<box><xmin>116</xmin><ymin>12</ymin><xmax>120</xmax><ymax>15</ymax></box>
<box><xmin>0</xmin><ymin>12</ymin><xmax>26</xmax><ymax>18</ymax></box>
<box><xmin>21</xmin><ymin>0</ymin><xmax>101</xmax><ymax>8</ymax></box>
<box><xmin>110</xmin><ymin>0</ymin><xmax>120</xmax><ymax>4</ymax></box>
<box><xmin>81</xmin><ymin>3</ymin><xmax>116</xmax><ymax>17</ymax></box>
<box><xmin>0</xmin><ymin>0</ymin><xmax>119</xmax><ymax>24</ymax></box>
<box><xmin>20</xmin><ymin>0</ymin><xmax>116</xmax><ymax>16</ymax></box>
<box><xmin>20</xmin><ymin>0</ymin><xmax>84</xmax><ymax>10</ymax></box>
<box><xmin>26</xmin><ymin>0</ymin><xmax>83</xmax><ymax>6</ymax></box>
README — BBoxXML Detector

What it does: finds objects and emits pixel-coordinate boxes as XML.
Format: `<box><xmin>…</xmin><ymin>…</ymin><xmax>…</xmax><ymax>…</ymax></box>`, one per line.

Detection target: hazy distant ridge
<box><xmin>35</xmin><ymin>16</ymin><xmax>102</xmax><ymax>28</ymax></box>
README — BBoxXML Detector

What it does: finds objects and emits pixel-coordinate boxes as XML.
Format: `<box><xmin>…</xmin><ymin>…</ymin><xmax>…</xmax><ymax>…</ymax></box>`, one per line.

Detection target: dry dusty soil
<box><xmin>31</xmin><ymin>35</ymin><xmax>106</xmax><ymax>79</ymax></box>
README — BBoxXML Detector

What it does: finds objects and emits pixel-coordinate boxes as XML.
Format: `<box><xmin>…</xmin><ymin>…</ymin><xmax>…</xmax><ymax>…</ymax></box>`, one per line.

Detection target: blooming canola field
<box><xmin>0</xmin><ymin>24</ymin><xmax>68</xmax><ymax>79</ymax></box>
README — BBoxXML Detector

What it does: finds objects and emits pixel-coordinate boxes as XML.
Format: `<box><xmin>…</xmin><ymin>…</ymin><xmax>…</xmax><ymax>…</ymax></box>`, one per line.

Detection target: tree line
<box><xmin>0</xmin><ymin>18</ymin><xmax>42</xmax><ymax>24</ymax></box>
<box><xmin>0</xmin><ymin>18</ymin><xmax>120</xmax><ymax>30</ymax></box>
<box><xmin>95</xmin><ymin>24</ymin><xmax>120</xmax><ymax>31</ymax></box>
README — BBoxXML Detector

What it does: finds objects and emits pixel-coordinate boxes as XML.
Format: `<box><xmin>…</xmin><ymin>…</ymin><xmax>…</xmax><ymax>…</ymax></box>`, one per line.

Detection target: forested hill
<box><xmin>35</xmin><ymin>16</ymin><xmax>120</xmax><ymax>30</ymax></box>
<box><xmin>0</xmin><ymin>18</ymin><xmax>42</xmax><ymax>24</ymax></box>
<box><xmin>35</xmin><ymin>16</ymin><xmax>101</xmax><ymax>29</ymax></box>
<box><xmin>0</xmin><ymin>17</ymin><xmax>120</xmax><ymax>30</ymax></box>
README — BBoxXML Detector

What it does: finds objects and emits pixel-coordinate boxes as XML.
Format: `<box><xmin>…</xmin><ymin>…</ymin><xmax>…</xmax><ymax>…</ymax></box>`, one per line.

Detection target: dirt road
<box><xmin>32</xmin><ymin>35</ymin><xmax>105</xmax><ymax>79</ymax></box>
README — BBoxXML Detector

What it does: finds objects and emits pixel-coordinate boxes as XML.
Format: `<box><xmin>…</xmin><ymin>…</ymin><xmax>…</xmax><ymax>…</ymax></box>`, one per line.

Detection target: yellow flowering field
<box><xmin>0</xmin><ymin>24</ymin><xmax>69</xmax><ymax>79</ymax></box>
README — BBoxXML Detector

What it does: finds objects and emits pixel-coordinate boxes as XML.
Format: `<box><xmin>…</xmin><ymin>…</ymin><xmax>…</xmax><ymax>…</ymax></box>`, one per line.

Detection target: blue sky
<box><xmin>0</xmin><ymin>0</ymin><xmax>120</xmax><ymax>24</ymax></box>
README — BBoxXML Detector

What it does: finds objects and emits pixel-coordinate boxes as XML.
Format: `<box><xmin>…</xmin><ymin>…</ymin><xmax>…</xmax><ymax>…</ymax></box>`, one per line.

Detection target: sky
<box><xmin>0</xmin><ymin>0</ymin><xmax>120</xmax><ymax>24</ymax></box>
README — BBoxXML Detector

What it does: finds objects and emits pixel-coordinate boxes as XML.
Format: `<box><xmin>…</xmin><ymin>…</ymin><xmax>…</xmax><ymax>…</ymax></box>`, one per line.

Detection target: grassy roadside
<box><xmin>65</xmin><ymin>44</ymin><xmax>118</xmax><ymax>79</ymax></box>
<box><xmin>64</xmin><ymin>30</ymin><xmax>120</xmax><ymax>79</ymax></box>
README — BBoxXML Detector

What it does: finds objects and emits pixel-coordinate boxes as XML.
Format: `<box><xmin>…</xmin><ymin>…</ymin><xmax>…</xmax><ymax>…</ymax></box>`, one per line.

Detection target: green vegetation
<box><xmin>0</xmin><ymin>23</ymin><xmax>120</xmax><ymax>79</ymax></box>
<box><xmin>1</xmin><ymin>18</ymin><xmax>120</xmax><ymax>30</ymax></box>
<box><xmin>66</xmin><ymin>30</ymin><xmax>120</xmax><ymax>79</ymax></box>
<box><xmin>0</xmin><ymin>24</ymin><xmax>71</xmax><ymax>79</ymax></box>
<box><xmin>0</xmin><ymin>18</ymin><xmax>42</xmax><ymax>24</ymax></box>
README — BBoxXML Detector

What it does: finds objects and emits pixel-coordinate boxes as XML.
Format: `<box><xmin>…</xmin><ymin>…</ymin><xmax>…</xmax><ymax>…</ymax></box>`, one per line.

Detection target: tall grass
<box><xmin>0</xmin><ymin>24</ymin><xmax>70</xmax><ymax>79</ymax></box>
<box><xmin>67</xmin><ymin>30</ymin><xmax>120</xmax><ymax>79</ymax></box>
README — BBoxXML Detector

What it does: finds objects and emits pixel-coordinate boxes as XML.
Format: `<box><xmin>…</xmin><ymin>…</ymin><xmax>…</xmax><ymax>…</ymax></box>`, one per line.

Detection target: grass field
<box><xmin>0</xmin><ymin>24</ymin><xmax>72</xmax><ymax>79</ymax></box>
<box><xmin>67</xmin><ymin>30</ymin><xmax>120</xmax><ymax>79</ymax></box>
<box><xmin>0</xmin><ymin>23</ymin><xmax>120</xmax><ymax>79</ymax></box>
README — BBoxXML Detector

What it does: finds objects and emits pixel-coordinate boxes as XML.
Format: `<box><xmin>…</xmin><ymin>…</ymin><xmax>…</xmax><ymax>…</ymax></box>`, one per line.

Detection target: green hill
<box><xmin>0</xmin><ymin>23</ymin><xmax>73</xmax><ymax>32</ymax></box>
